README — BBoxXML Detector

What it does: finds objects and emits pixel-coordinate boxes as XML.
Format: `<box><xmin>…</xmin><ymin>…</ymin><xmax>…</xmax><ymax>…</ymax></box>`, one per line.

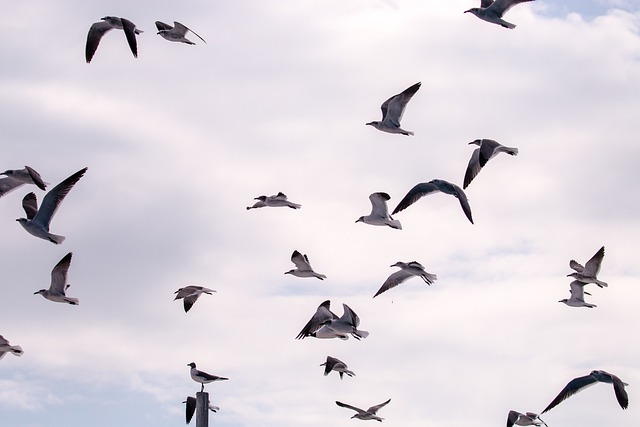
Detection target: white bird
<box><xmin>393</xmin><ymin>179</ymin><xmax>474</xmax><ymax>224</ymax></box>
<box><xmin>321</xmin><ymin>356</ymin><xmax>355</xmax><ymax>379</ymax></box>
<box><xmin>86</xmin><ymin>16</ymin><xmax>143</xmax><ymax>63</ymax></box>
<box><xmin>373</xmin><ymin>261</ymin><xmax>437</xmax><ymax>298</ymax></box>
<box><xmin>34</xmin><ymin>252</ymin><xmax>78</xmax><ymax>305</ymax></box>
<box><xmin>355</xmin><ymin>192</ymin><xmax>402</xmax><ymax>230</ymax></box>
<box><xmin>310</xmin><ymin>325</ymin><xmax>349</xmax><ymax>340</ymax></box>
<box><xmin>16</xmin><ymin>167</ymin><xmax>87</xmax><ymax>244</ymax></box>
<box><xmin>246</xmin><ymin>192</ymin><xmax>301</xmax><ymax>210</ymax></box>
<box><xmin>559</xmin><ymin>280</ymin><xmax>596</xmax><ymax>308</ymax></box>
<box><xmin>336</xmin><ymin>399</ymin><xmax>391</xmax><ymax>421</ymax></box>
<box><xmin>366</xmin><ymin>82</ymin><xmax>421</xmax><ymax>135</ymax></box>
<box><xmin>464</xmin><ymin>0</ymin><xmax>535</xmax><ymax>29</ymax></box>
<box><xmin>0</xmin><ymin>335</ymin><xmax>23</xmax><ymax>361</ymax></box>
<box><xmin>285</xmin><ymin>250</ymin><xmax>326</xmax><ymax>280</ymax></box>
<box><xmin>0</xmin><ymin>166</ymin><xmax>47</xmax><ymax>198</ymax></box>
<box><xmin>567</xmin><ymin>246</ymin><xmax>608</xmax><ymax>288</ymax></box>
<box><xmin>542</xmin><ymin>370</ymin><xmax>629</xmax><ymax>413</ymax></box>
<box><xmin>183</xmin><ymin>396</ymin><xmax>219</xmax><ymax>425</ymax></box>
<box><xmin>507</xmin><ymin>411</ymin><xmax>547</xmax><ymax>427</ymax></box>
<box><xmin>187</xmin><ymin>362</ymin><xmax>228</xmax><ymax>392</ymax></box>
<box><xmin>174</xmin><ymin>285</ymin><xmax>216</xmax><ymax>313</ymax></box>
<box><xmin>324</xmin><ymin>303</ymin><xmax>369</xmax><ymax>340</ymax></box>
<box><xmin>296</xmin><ymin>300</ymin><xmax>335</xmax><ymax>339</ymax></box>
<box><xmin>463</xmin><ymin>139</ymin><xmax>518</xmax><ymax>189</ymax></box>
<box><xmin>156</xmin><ymin>21</ymin><xmax>206</xmax><ymax>45</ymax></box>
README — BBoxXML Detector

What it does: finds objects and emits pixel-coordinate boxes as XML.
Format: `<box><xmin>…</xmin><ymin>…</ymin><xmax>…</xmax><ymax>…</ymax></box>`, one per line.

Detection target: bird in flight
<box><xmin>506</xmin><ymin>410</ymin><xmax>547</xmax><ymax>427</ymax></box>
<box><xmin>320</xmin><ymin>356</ymin><xmax>355</xmax><ymax>379</ymax></box>
<box><xmin>463</xmin><ymin>139</ymin><xmax>518</xmax><ymax>189</ymax></box>
<box><xmin>373</xmin><ymin>261</ymin><xmax>437</xmax><ymax>298</ymax></box>
<box><xmin>86</xmin><ymin>16</ymin><xmax>143</xmax><ymax>63</ymax></box>
<box><xmin>558</xmin><ymin>280</ymin><xmax>596</xmax><ymax>308</ymax></box>
<box><xmin>542</xmin><ymin>370</ymin><xmax>628</xmax><ymax>413</ymax></box>
<box><xmin>174</xmin><ymin>286</ymin><xmax>216</xmax><ymax>313</ymax></box>
<box><xmin>464</xmin><ymin>0</ymin><xmax>535</xmax><ymax>29</ymax></box>
<box><xmin>285</xmin><ymin>250</ymin><xmax>327</xmax><ymax>280</ymax></box>
<box><xmin>0</xmin><ymin>166</ymin><xmax>47</xmax><ymax>198</ymax></box>
<box><xmin>156</xmin><ymin>21</ymin><xmax>206</xmax><ymax>45</ymax></box>
<box><xmin>393</xmin><ymin>179</ymin><xmax>474</xmax><ymax>224</ymax></box>
<box><xmin>567</xmin><ymin>246</ymin><xmax>608</xmax><ymax>288</ymax></box>
<box><xmin>366</xmin><ymin>82</ymin><xmax>421</xmax><ymax>135</ymax></box>
<box><xmin>34</xmin><ymin>252</ymin><xmax>79</xmax><ymax>305</ymax></box>
<box><xmin>246</xmin><ymin>192</ymin><xmax>301</xmax><ymax>209</ymax></box>
<box><xmin>356</xmin><ymin>192</ymin><xmax>402</xmax><ymax>230</ymax></box>
<box><xmin>335</xmin><ymin>399</ymin><xmax>391</xmax><ymax>421</ymax></box>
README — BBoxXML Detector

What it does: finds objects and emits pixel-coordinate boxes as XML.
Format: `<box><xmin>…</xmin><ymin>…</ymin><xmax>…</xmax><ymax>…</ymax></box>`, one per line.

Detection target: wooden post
<box><xmin>196</xmin><ymin>391</ymin><xmax>209</xmax><ymax>427</ymax></box>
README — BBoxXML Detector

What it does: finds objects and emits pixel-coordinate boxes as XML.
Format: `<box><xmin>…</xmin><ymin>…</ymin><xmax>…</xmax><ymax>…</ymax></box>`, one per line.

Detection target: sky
<box><xmin>1</xmin><ymin>1</ymin><xmax>640</xmax><ymax>426</ymax></box>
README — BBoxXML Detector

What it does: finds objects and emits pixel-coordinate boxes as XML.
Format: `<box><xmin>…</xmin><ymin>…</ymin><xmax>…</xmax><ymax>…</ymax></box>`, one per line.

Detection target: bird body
<box><xmin>465</xmin><ymin>0</ymin><xmax>535</xmax><ymax>29</ymax></box>
<box><xmin>507</xmin><ymin>411</ymin><xmax>547</xmax><ymax>427</ymax></box>
<box><xmin>393</xmin><ymin>179</ymin><xmax>474</xmax><ymax>224</ymax></box>
<box><xmin>463</xmin><ymin>139</ymin><xmax>518</xmax><ymax>189</ymax></box>
<box><xmin>366</xmin><ymin>82</ymin><xmax>420</xmax><ymax>135</ymax></box>
<box><xmin>542</xmin><ymin>370</ymin><xmax>629</xmax><ymax>413</ymax></box>
<box><xmin>156</xmin><ymin>21</ymin><xmax>206</xmax><ymax>45</ymax></box>
<box><xmin>285</xmin><ymin>250</ymin><xmax>326</xmax><ymax>280</ymax></box>
<box><xmin>86</xmin><ymin>16</ymin><xmax>142</xmax><ymax>63</ymax></box>
<box><xmin>321</xmin><ymin>356</ymin><xmax>355</xmax><ymax>379</ymax></box>
<box><xmin>567</xmin><ymin>246</ymin><xmax>608</xmax><ymax>288</ymax></box>
<box><xmin>373</xmin><ymin>261</ymin><xmax>437</xmax><ymax>298</ymax></box>
<box><xmin>34</xmin><ymin>252</ymin><xmax>78</xmax><ymax>305</ymax></box>
<box><xmin>336</xmin><ymin>399</ymin><xmax>390</xmax><ymax>421</ymax></box>
<box><xmin>174</xmin><ymin>285</ymin><xmax>216</xmax><ymax>312</ymax></box>
<box><xmin>188</xmin><ymin>362</ymin><xmax>228</xmax><ymax>392</ymax></box>
<box><xmin>296</xmin><ymin>301</ymin><xmax>368</xmax><ymax>340</ymax></box>
<box><xmin>0</xmin><ymin>335</ymin><xmax>23</xmax><ymax>360</ymax></box>
<box><xmin>246</xmin><ymin>192</ymin><xmax>301</xmax><ymax>209</ymax></box>
<box><xmin>356</xmin><ymin>192</ymin><xmax>402</xmax><ymax>230</ymax></box>
<box><xmin>559</xmin><ymin>280</ymin><xmax>596</xmax><ymax>308</ymax></box>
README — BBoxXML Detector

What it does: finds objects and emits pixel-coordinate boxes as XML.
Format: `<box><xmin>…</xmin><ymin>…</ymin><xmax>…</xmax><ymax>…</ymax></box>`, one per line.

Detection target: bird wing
<box><xmin>381</xmin><ymin>82</ymin><xmax>421</xmax><ymax>126</ymax></box>
<box><xmin>480</xmin><ymin>0</ymin><xmax>495</xmax><ymax>7</ymax></box>
<box><xmin>21</xmin><ymin>192</ymin><xmax>39</xmax><ymax>220</ymax></box>
<box><xmin>175</xmin><ymin>21</ymin><xmax>207</xmax><ymax>43</ymax></box>
<box><xmin>336</xmin><ymin>401</ymin><xmax>365</xmax><ymax>414</ymax></box>
<box><xmin>86</xmin><ymin>21</ymin><xmax>114</xmax><ymax>63</ymax></box>
<box><xmin>0</xmin><ymin>177</ymin><xmax>24</xmax><ymax>198</ymax></box>
<box><xmin>25</xmin><ymin>166</ymin><xmax>47</xmax><ymax>190</ymax></box>
<box><xmin>542</xmin><ymin>373</ymin><xmax>598</xmax><ymax>413</ymax></box>
<box><xmin>291</xmin><ymin>250</ymin><xmax>312</xmax><ymax>270</ymax></box>
<box><xmin>32</xmin><ymin>167</ymin><xmax>87</xmax><ymax>229</ymax></box>
<box><xmin>322</xmin><ymin>356</ymin><xmax>339</xmax><ymax>374</ymax></box>
<box><xmin>506</xmin><ymin>410</ymin><xmax>520</xmax><ymax>427</ymax></box>
<box><xmin>392</xmin><ymin>181</ymin><xmax>439</xmax><ymax>215</ymax></box>
<box><xmin>463</xmin><ymin>148</ymin><xmax>482</xmax><ymax>189</ymax></box>
<box><xmin>373</xmin><ymin>270</ymin><xmax>413</xmax><ymax>298</ymax></box>
<box><xmin>369</xmin><ymin>192</ymin><xmax>391</xmax><ymax>217</ymax></box>
<box><xmin>489</xmin><ymin>0</ymin><xmax>534</xmax><ymax>16</ymax></box>
<box><xmin>568</xmin><ymin>280</ymin><xmax>587</xmax><ymax>300</ymax></box>
<box><xmin>583</xmin><ymin>246</ymin><xmax>605</xmax><ymax>276</ymax></box>
<box><xmin>183</xmin><ymin>294</ymin><xmax>201</xmax><ymax>312</ymax></box>
<box><xmin>273</xmin><ymin>192</ymin><xmax>288</xmax><ymax>200</ymax></box>
<box><xmin>0</xmin><ymin>335</ymin><xmax>9</xmax><ymax>346</ymax></box>
<box><xmin>478</xmin><ymin>139</ymin><xmax>500</xmax><ymax>167</ymax></box>
<box><xmin>296</xmin><ymin>300</ymin><xmax>334</xmax><ymax>339</ymax></box>
<box><xmin>120</xmin><ymin>18</ymin><xmax>139</xmax><ymax>58</ymax></box>
<box><xmin>569</xmin><ymin>259</ymin><xmax>585</xmax><ymax>273</ymax></box>
<box><xmin>174</xmin><ymin>285</ymin><xmax>199</xmax><ymax>299</ymax></box>
<box><xmin>155</xmin><ymin>21</ymin><xmax>173</xmax><ymax>31</ymax></box>
<box><xmin>449</xmin><ymin>182</ymin><xmax>474</xmax><ymax>224</ymax></box>
<box><xmin>184</xmin><ymin>396</ymin><xmax>196</xmax><ymax>424</ymax></box>
<box><xmin>610</xmin><ymin>373</ymin><xmax>629</xmax><ymax>409</ymax></box>
<box><xmin>367</xmin><ymin>398</ymin><xmax>391</xmax><ymax>414</ymax></box>
<box><xmin>340</xmin><ymin>303</ymin><xmax>360</xmax><ymax>328</ymax></box>
<box><xmin>50</xmin><ymin>252</ymin><xmax>73</xmax><ymax>294</ymax></box>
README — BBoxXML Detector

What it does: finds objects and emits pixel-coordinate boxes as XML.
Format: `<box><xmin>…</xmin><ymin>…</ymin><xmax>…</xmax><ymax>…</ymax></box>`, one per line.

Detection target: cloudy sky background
<box><xmin>1</xmin><ymin>1</ymin><xmax>640</xmax><ymax>426</ymax></box>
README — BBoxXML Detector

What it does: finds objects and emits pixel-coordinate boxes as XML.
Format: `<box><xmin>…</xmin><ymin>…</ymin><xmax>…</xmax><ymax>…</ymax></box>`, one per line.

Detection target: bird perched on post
<box><xmin>188</xmin><ymin>362</ymin><xmax>228</xmax><ymax>392</ymax></box>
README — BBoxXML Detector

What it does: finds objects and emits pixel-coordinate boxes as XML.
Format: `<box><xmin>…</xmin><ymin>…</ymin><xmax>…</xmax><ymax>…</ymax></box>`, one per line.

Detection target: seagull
<box><xmin>392</xmin><ymin>179</ymin><xmax>474</xmax><ymax>224</ymax></box>
<box><xmin>183</xmin><ymin>396</ymin><xmax>219</xmax><ymax>425</ymax></box>
<box><xmin>156</xmin><ymin>21</ymin><xmax>206</xmax><ymax>45</ymax></box>
<box><xmin>0</xmin><ymin>166</ymin><xmax>47</xmax><ymax>198</ymax></box>
<box><xmin>246</xmin><ymin>192</ymin><xmax>301</xmax><ymax>210</ymax></box>
<box><xmin>559</xmin><ymin>280</ymin><xmax>596</xmax><ymax>308</ymax></box>
<box><xmin>285</xmin><ymin>250</ymin><xmax>327</xmax><ymax>280</ymax></box>
<box><xmin>464</xmin><ymin>0</ymin><xmax>535</xmax><ymax>29</ymax></box>
<box><xmin>336</xmin><ymin>399</ymin><xmax>391</xmax><ymax>421</ymax></box>
<box><xmin>187</xmin><ymin>363</ymin><xmax>228</xmax><ymax>392</ymax></box>
<box><xmin>373</xmin><ymin>261</ymin><xmax>437</xmax><ymax>298</ymax></box>
<box><xmin>34</xmin><ymin>252</ymin><xmax>78</xmax><ymax>305</ymax></box>
<box><xmin>16</xmin><ymin>167</ymin><xmax>87</xmax><ymax>244</ymax></box>
<box><xmin>463</xmin><ymin>139</ymin><xmax>518</xmax><ymax>189</ymax></box>
<box><xmin>0</xmin><ymin>335</ymin><xmax>23</xmax><ymax>361</ymax></box>
<box><xmin>567</xmin><ymin>246</ymin><xmax>608</xmax><ymax>288</ymax></box>
<box><xmin>321</xmin><ymin>356</ymin><xmax>355</xmax><ymax>379</ymax></box>
<box><xmin>296</xmin><ymin>300</ymin><xmax>336</xmax><ymax>339</ymax></box>
<box><xmin>174</xmin><ymin>285</ymin><xmax>216</xmax><ymax>313</ymax></box>
<box><xmin>86</xmin><ymin>16</ymin><xmax>143</xmax><ymax>63</ymax></box>
<box><xmin>324</xmin><ymin>303</ymin><xmax>369</xmax><ymax>340</ymax></box>
<box><xmin>366</xmin><ymin>82</ymin><xmax>420</xmax><ymax>135</ymax></box>
<box><xmin>356</xmin><ymin>192</ymin><xmax>402</xmax><ymax>230</ymax></box>
<box><xmin>507</xmin><ymin>411</ymin><xmax>547</xmax><ymax>427</ymax></box>
<box><xmin>310</xmin><ymin>325</ymin><xmax>350</xmax><ymax>340</ymax></box>
<box><xmin>542</xmin><ymin>370</ymin><xmax>629</xmax><ymax>413</ymax></box>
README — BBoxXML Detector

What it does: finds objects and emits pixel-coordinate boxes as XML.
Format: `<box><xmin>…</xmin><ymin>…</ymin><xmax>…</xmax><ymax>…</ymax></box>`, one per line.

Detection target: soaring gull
<box><xmin>246</xmin><ymin>192</ymin><xmax>301</xmax><ymax>210</ymax></box>
<box><xmin>86</xmin><ymin>16</ymin><xmax>143</xmax><ymax>63</ymax></box>
<box><xmin>373</xmin><ymin>261</ymin><xmax>437</xmax><ymax>298</ymax></box>
<box><xmin>558</xmin><ymin>280</ymin><xmax>596</xmax><ymax>308</ymax></box>
<box><xmin>156</xmin><ymin>21</ymin><xmax>206</xmax><ymax>45</ymax></box>
<box><xmin>285</xmin><ymin>250</ymin><xmax>327</xmax><ymax>280</ymax></box>
<box><xmin>463</xmin><ymin>139</ymin><xmax>518</xmax><ymax>189</ymax></box>
<box><xmin>542</xmin><ymin>370</ymin><xmax>629</xmax><ymax>413</ymax></box>
<box><xmin>366</xmin><ymin>82</ymin><xmax>421</xmax><ymax>135</ymax></box>
<box><xmin>464</xmin><ymin>0</ymin><xmax>535</xmax><ymax>29</ymax></box>
<box><xmin>392</xmin><ymin>179</ymin><xmax>474</xmax><ymax>224</ymax></box>
<box><xmin>188</xmin><ymin>362</ymin><xmax>228</xmax><ymax>392</ymax></box>
<box><xmin>336</xmin><ymin>399</ymin><xmax>391</xmax><ymax>421</ymax></box>
<box><xmin>0</xmin><ymin>166</ymin><xmax>47</xmax><ymax>198</ymax></box>
<box><xmin>34</xmin><ymin>252</ymin><xmax>78</xmax><ymax>305</ymax></box>
<box><xmin>356</xmin><ymin>192</ymin><xmax>402</xmax><ymax>230</ymax></box>
<box><xmin>174</xmin><ymin>286</ymin><xmax>216</xmax><ymax>313</ymax></box>
<box><xmin>296</xmin><ymin>301</ymin><xmax>368</xmax><ymax>340</ymax></box>
<box><xmin>321</xmin><ymin>356</ymin><xmax>355</xmax><ymax>379</ymax></box>
<box><xmin>567</xmin><ymin>246</ymin><xmax>608</xmax><ymax>288</ymax></box>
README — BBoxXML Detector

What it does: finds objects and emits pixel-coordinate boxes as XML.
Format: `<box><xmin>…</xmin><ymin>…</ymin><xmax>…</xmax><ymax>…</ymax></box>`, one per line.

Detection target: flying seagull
<box><xmin>0</xmin><ymin>166</ymin><xmax>47</xmax><ymax>198</ymax></box>
<box><xmin>16</xmin><ymin>167</ymin><xmax>87</xmax><ymax>244</ymax></box>
<box><xmin>366</xmin><ymin>82</ymin><xmax>421</xmax><ymax>135</ymax></box>
<box><xmin>567</xmin><ymin>246</ymin><xmax>607</xmax><ymax>288</ymax></box>
<box><xmin>246</xmin><ymin>192</ymin><xmax>301</xmax><ymax>209</ymax></box>
<box><xmin>183</xmin><ymin>396</ymin><xmax>219</xmax><ymax>425</ymax></box>
<box><xmin>310</xmin><ymin>325</ymin><xmax>349</xmax><ymax>340</ymax></box>
<box><xmin>324</xmin><ymin>303</ymin><xmax>369</xmax><ymax>340</ymax></box>
<box><xmin>373</xmin><ymin>261</ymin><xmax>437</xmax><ymax>298</ymax></box>
<box><xmin>336</xmin><ymin>399</ymin><xmax>391</xmax><ymax>421</ymax></box>
<box><xmin>174</xmin><ymin>285</ymin><xmax>216</xmax><ymax>313</ymax></box>
<box><xmin>187</xmin><ymin>362</ymin><xmax>228</xmax><ymax>392</ymax></box>
<box><xmin>542</xmin><ymin>370</ymin><xmax>629</xmax><ymax>413</ymax></box>
<box><xmin>34</xmin><ymin>252</ymin><xmax>78</xmax><ymax>305</ymax></box>
<box><xmin>156</xmin><ymin>21</ymin><xmax>206</xmax><ymax>45</ymax></box>
<box><xmin>321</xmin><ymin>356</ymin><xmax>355</xmax><ymax>379</ymax></box>
<box><xmin>86</xmin><ymin>16</ymin><xmax>143</xmax><ymax>63</ymax></box>
<box><xmin>0</xmin><ymin>335</ymin><xmax>23</xmax><ymax>361</ymax></box>
<box><xmin>463</xmin><ymin>139</ymin><xmax>518</xmax><ymax>189</ymax></box>
<box><xmin>285</xmin><ymin>250</ymin><xmax>327</xmax><ymax>280</ymax></box>
<box><xmin>559</xmin><ymin>280</ymin><xmax>596</xmax><ymax>308</ymax></box>
<box><xmin>392</xmin><ymin>179</ymin><xmax>474</xmax><ymax>224</ymax></box>
<box><xmin>507</xmin><ymin>411</ymin><xmax>547</xmax><ymax>427</ymax></box>
<box><xmin>356</xmin><ymin>192</ymin><xmax>402</xmax><ymax>230</ymax></box>
<box><xmin>296</xmin><ymin>301</ymin><xmax>368</xmax><ymax>340</ymax></box>
<box><xmin>296</xmin><ymin>300</ymin><xmax>335</xmax><ymax>339</ymax></box>
<box><xmin>464</xmin><ymin>0</ymin><xmax>535</xmax><ymax>29</ymax></box>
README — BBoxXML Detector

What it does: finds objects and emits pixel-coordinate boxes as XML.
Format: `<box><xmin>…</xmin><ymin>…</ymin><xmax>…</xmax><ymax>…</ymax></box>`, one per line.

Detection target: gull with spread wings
<box><xmin>366</xmin><ymin>82</ymin><xmax>421</xmax><ymax>135</ymax></box>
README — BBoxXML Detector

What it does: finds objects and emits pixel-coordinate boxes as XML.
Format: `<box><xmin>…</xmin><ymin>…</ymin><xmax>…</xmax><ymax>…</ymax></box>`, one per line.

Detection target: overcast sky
<box><xmin>1</xmin><ymin>1</ymin><xmax>640</xmax><ymax>426</ymax></box>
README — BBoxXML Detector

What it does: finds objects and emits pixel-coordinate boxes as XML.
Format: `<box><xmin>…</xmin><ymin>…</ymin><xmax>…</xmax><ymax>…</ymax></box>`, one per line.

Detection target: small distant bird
<box><xmin>559</xmin><ymin>280</ymin><xmax>596</xmax><ymax>308</ymax></box>
<box><xmin>246</xmin><ymin>192</ymin><xmax>301</xmax><ymax>210</ymax></box>
<box><xmin>183</xmin><ymin>396</ymin><xmax>219</xmax><ymax>425</ymax></box>
<box><xmin>86</xmin><ymin>16</ymin><xmax>143</xmax><ymax>63</ymax></box>
<box><xmin>34</xmin><ymin>252</ymin><xmax>78</xmax><ymax>305</ymax></box>
<box><xmin>373</xmin><ymin>261</ymin><xmax>437</xmax><ymax>298</ymax></box>
<box><xmin>156</xmin><ymin>21</ymin><xmax>206</xmax><ymax>45</ymax></box>
<box><xmin>336</xmin><ymin>399</ymin><xmax>391</xmax><ymax>421</ymax></box>
<box><xmin>16</xmin><ymin>167</ymin><xmax>87</xmax><ymax>244</ymax></box>
<box><xmin>507</xmin><ymin>411</ymin><xmax>547</xmax><ymax>427</ymax></box>
<box><xmin>321</xmin><ymin>356</ymin><xmax>355</xmax><ymax>379</ymax></box>
<box><xmin>542</xmin><ymin>370</ymin><xmax>629</xmax><ymax>413</ymax></box>
<box><xmin>0</xmin><ymin>335</ymin><xmax>23</xmax><ymax>360</ymax></box>
<box><xmin>356</xmin><ymin>192</ymin><xmax>402</xmax><ymax>230</ymax></box>
<box><xmin>464</xmin><ymin>0</ymin><xmax>535</xmax><ymax>29</ymax></box>
<box><xmin>366</xmin><ymin>82</ymin><xmax>421</xmax><ymax>135</ymax></box>
<box><xmin>174</xmin><ymin>285</ymin><xmax>216</xmax><ymax>313</ymax></box>
<box><xmin>0</xmin><ymin>166</ymin><xmax>47</xmax><ymax>198</ymax></box>
<box><xmin>567</xmin><ymin>246</ymin><xmax>608</xmax><ymax>288</ymax></box>
<box><xmin>463</xmin><ymin>139</ymin><xmax>518</xmax><ymax>189</ymax></box>
<box><xmin>393</xmin><ymin>179</ymin><xmax>474</xmax><ymax>224</ymax></box>
<box><xmin>285</xmin><ymin>250</ymin><xmax>326</xmax><ymax>280</ymax></box>
<box><xmin>187</xmin><ymin>362</ymin><xmax>228</xmax><ymax>392</ymax></box>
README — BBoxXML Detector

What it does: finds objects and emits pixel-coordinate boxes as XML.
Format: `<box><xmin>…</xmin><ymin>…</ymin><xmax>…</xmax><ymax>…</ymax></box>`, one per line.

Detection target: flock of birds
<box><xmin>0</xmin><ymin>1</ymin><xmax>632</xmax><ymax>426</ymax></box>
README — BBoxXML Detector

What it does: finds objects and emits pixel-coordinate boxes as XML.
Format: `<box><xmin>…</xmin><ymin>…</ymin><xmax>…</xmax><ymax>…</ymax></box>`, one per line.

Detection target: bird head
<box><xmin>34</xmin><ymin>289</ymin><xmax>45</xmax><ymax>296</ymax></box>
<box><xmin>390</xmin><ymin>261</ymin><xmax>404</xmax><ymax>268</ymax></box>
<box><xmin>365</xmin><ymin>121</ymin><xmax>378</xmax><ymax>127</ymax></box>
<box><xmin>284</xmin><ymin>270</ymin><xmax>294</xmax><ymax>275</ymax></box>
<box><xmin>355</xmin><ymin>216</ymin><xmax>365</xmax><ymax>223</ymax></box>
<box><xmin>468</xmin><ymin>139</ymin><xmax>482</xmax><ymax>146</ymax></box>
<box><xmin>254</xmin><ymin>196</ymin><xmax>267</xmax><ymax>201</ymax></box>
<box><xmin>16</xmin><ymin>218</ymin><xmax>28</xmax><ymax>225</ymax></box>
<box><xmin>187</xmin><ymin>362</ymin><xmax>196</xmax><ymax>368</ymax></box>
<box><xmin>464</xmin><ymin>8</ymin><xmax>480</xmax><ymax>15</ymax></box>
<box><xmin>566</xmin><ymin>273</ymin><xmax>578</xmax><ymax>278</ymax></box>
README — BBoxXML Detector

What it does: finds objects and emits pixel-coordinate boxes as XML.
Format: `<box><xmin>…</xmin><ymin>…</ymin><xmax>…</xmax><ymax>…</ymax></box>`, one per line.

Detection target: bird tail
<box><xmin>353</xmin><ymin>329</ymin><xmax>369</xmax><ymax>339</ymax></box>
<box><xmin>48</xmin><ymin>234</ymin><xmax>65</xmax><ymax>244</ymax></box>
<box><xmin>65</xmin><ymin>297</ymin><xmax>79</xmax><ymax>305</ymax></box>
<box><xmin>422</xmin><ymin>273</ymin><xmax>438</xmax><ymax>285</ymax></box>
<box><xmin>9</xmin><ymin>345</ymin><xmax>23</xmax><ymax>356</ymax></box>
<box><xmin>507</xmin><ymin>147</ymin><xmax>519</xmax><ymax>156</ymax></box>
<box><xmin>344</xmin><ymin>369</ymin><xmax>355</xmax><ymax>377</ymax></box>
